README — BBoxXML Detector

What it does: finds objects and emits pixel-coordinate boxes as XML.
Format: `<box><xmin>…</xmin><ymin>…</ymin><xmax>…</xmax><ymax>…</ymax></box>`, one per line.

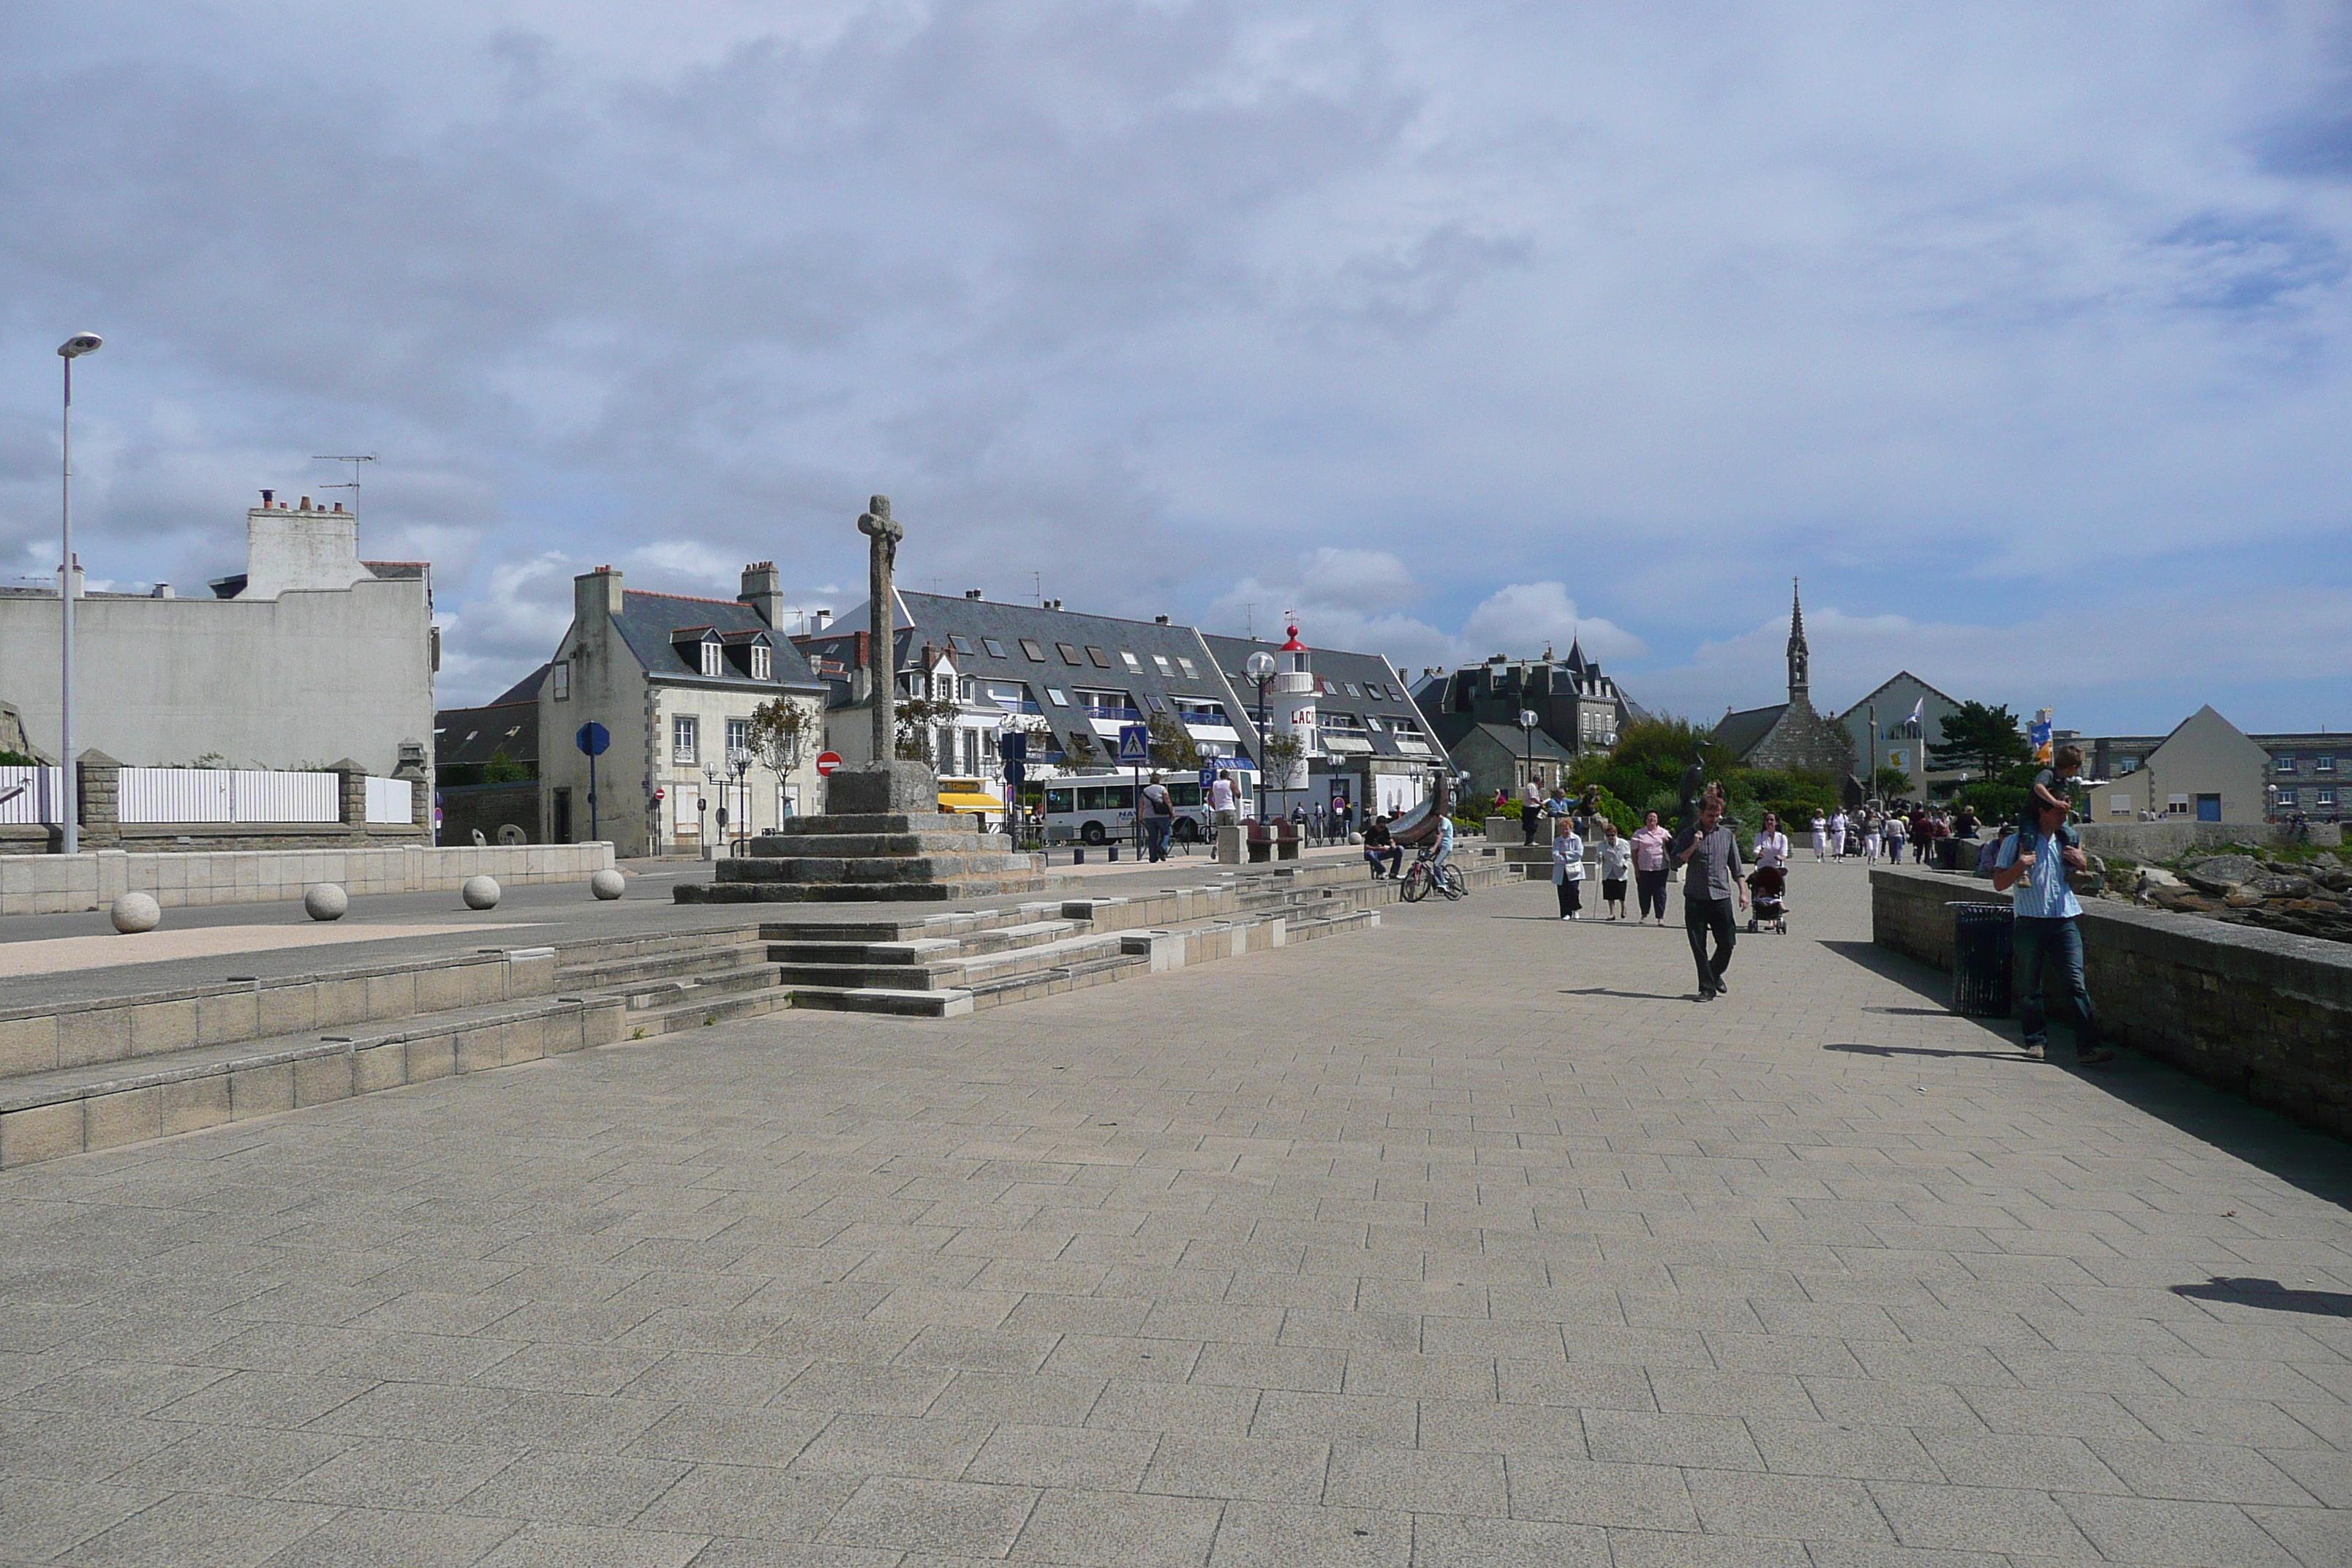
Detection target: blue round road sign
<box><xmin>576</xmin><ymin>722</ymin><xmax>611</xmax><ymax>757</ymax></box>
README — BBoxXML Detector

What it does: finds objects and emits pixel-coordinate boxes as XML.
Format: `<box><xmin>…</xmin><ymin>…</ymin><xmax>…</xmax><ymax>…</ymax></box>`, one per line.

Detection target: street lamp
<box><xmin>55</xmin><ymin>332</ymin><xmax>102</xmax><ymax>856</ymax></box>
<box><xmin>725</xmin><ymin>745</ymin><xmax>753</xmax><ymax>847</ymax></box>
<box><xmin>1518</xmin><ymin>708</ymin><xmax>1539</xmax><ymax>797</ymax></box>
<box><xmin>1245</xmin><ymin>650</ymin><xmax>1276</xmax><ymax>821</ymax></box>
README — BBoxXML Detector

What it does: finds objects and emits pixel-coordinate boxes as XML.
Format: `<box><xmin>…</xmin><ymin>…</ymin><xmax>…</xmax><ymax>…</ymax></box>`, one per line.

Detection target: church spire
<box><xmin>1787</xmin><ymin>577</ymin><xmax>1810</xmax><ymax>703</ymax></box>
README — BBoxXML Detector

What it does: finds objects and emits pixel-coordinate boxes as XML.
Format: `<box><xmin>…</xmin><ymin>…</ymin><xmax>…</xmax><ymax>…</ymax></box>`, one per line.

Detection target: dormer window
<box><xmin>752</xmin><ymin>644</ymin><xmax>772</xmax><ymax>680</ymax></box>
<box><xmin>701</xmin><ymin>641</ymin><xmax>723</xmax><ymax>677</ymax></box>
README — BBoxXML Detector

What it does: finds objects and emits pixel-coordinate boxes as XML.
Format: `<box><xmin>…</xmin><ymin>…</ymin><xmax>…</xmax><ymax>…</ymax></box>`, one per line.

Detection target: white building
<box><xmin>0</xmin><ymin>491</ymin><xmax>435</xmax><ymax>783</ymax></box>
<box><xmin>538</xmin><ymin>562</ymin><xmax>829</xmax><ymax>856</ymax></box>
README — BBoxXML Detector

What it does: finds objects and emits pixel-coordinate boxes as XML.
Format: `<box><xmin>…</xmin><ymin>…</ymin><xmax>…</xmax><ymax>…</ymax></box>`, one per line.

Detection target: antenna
<box><xmin>1033</xmin><ymin>570</ymin><xmax>1042</xmax><ymax>606</ymax></box>
<box><xmin>1243</xmin><ymin>601</ymin><xmax>1255</xmax><ymax>640</ymax></box>
<box><xmin>312</xmin><ymin>453</ymin><xmax>376</xmax><ymax>512</ymax></box>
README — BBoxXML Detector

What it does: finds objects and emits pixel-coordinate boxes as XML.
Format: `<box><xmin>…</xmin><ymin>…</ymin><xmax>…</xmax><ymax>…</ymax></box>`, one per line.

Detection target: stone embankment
<box><xmin>2127</xmin><ymin>849</ymin><xmax>2352</xmax><ymax>945</ymax></box>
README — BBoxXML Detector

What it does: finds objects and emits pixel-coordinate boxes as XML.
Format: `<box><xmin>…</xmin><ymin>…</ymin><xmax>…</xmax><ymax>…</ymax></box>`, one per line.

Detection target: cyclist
<box><xmin>1431</xmin><ymin>811</ymin><xmax>1455</xmax><ymax>878</ymax></box>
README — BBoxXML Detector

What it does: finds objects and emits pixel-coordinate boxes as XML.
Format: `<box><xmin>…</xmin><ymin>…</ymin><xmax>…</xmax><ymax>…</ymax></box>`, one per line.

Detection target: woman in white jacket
<box><xmin>1551</xmin><ymin>818</ymin><xmax>1586</xmax><ymax>921</ymax></box>
<box><xmin>1595</xmin><ymin>820</ymin><xmax>1632</xmax><ymax>920</ymax></box>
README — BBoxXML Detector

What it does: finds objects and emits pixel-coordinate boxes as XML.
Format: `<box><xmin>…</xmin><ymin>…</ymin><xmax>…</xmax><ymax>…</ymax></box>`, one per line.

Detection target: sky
<box><xmin>3</xmin><ymin>2</ymin><xmax>2349</xmax><ymax>734</ymax></box>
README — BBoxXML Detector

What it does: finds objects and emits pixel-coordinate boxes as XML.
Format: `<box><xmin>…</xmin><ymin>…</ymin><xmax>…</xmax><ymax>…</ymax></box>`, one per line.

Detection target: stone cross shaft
<box><xmin>858</xmin><ymin>495</ymin><xmax>903</xmax><ymax>767</ymax></box>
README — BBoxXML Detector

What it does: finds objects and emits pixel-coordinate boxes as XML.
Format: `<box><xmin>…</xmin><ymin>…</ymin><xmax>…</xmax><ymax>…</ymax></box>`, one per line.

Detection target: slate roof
<box><xmin>1200</xmin><ymin>633</ymin><xmax>1443</xmax><ymax>764</ymax></box>
<box><xmin>1460</xmin><ymin>721</ymin><xmax>1578</xmax><ymax>764</ymax></box>
<box><xmin>814</xmin><ymin>592</ymin><xmax>1259</xmax><ymax>762</ymax></box>
<box><xmin>435</xmin><ymin>700</ymin><xmax>538</xmax><ymax>769</ymax></box>
<box><xmin>489</xmin><ymin>663</ymin><xmax>550</xmax><ymax>706</ymax></box>
<box><xmin>1713</xmin><ymin>703</ymin><xmax>1790</xmax><ymax>761</ymax></box>
<box><xmin>612</xmin><ymin>590</ymin><xmax>826</xmax><ymax>693</ymax></box>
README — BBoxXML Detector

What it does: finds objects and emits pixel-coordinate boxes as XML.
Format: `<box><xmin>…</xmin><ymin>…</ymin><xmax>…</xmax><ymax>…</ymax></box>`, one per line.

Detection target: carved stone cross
<box><xmin>858</xmin><ymin>495</ymin><xmax>902</xmax><ymax>766</ymax></box>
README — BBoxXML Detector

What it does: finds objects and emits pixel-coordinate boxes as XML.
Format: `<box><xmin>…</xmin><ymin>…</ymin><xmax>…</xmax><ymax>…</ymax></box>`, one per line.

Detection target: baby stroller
<box><xmin>1747</xmin><ymin>864</ymin><xmax>1788</xmax><ymax>934</ymax></box>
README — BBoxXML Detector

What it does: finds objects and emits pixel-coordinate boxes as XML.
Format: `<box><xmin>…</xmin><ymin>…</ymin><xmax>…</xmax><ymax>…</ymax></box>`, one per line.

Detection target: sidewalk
<box><xmin>0</xmin><ymin>868</ymin><xmax>2344</xmax><ymax>1564</ymax></box>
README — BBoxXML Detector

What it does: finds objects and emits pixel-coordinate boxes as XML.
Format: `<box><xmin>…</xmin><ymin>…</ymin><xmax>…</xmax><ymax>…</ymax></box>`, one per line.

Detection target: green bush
<box><xmin>0</xmin><ymin>750</ymin><xmax>37</xmax><ymax>768</ymax></box>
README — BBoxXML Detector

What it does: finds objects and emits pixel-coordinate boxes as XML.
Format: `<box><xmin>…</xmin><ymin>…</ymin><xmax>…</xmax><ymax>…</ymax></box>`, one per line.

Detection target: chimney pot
<box><xmin>1154</xmin><ymin>614</ymin><xmax>1169</xmax><ymax>624</ymax></box>
<box><xmin>259</xmin><ymin>489</ymin><xmax>274</xmax><ymax>505</ymax></box>
<box><xmin>965</xmin><ymin>588</ymin><xmax>981</xmax><ymax>599</ymax></box>
<box><xmin>299</xmin><ymin>496</ymin><xmax>311</xmax><ymax>510</ymax></box>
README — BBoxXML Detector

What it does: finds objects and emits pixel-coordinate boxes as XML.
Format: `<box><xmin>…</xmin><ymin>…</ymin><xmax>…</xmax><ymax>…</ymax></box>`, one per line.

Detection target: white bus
<box><xmin>1040</xmin><ymin>770</ymin><xmax>1254</xmax><ymax>845</ymax></box>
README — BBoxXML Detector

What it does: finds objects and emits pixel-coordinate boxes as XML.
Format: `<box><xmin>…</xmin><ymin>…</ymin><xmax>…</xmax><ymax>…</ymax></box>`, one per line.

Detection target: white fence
<box><xmin>119</xmin><ymin>768</ymin><xmax>341</xmax><ymax>825</ymax></box>
<box><xmin>0</xmin><ymin>766</ymin><xmax>63</xmax><ymax>825</ymax></box>
<box><xmin>365</xmin><ymin>775</ymin><xmax>415</xmax><ymax>825</ymax></box>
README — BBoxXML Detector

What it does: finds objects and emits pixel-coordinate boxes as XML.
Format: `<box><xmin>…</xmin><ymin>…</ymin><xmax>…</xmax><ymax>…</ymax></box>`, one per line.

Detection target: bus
<box><xmin>1040</xmin><ymin>771</ymin><xmax>1253</xmax><ymax>845</ymax></box>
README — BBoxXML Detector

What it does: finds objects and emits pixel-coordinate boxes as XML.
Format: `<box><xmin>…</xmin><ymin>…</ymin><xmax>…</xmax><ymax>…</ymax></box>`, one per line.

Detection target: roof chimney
<box><xmin>739</xmin><ymin>560</ymin><xmax>784</xmax><ymax>628</ymax></box>
<box><xmin>259</xmin><ymin>489</ymin><xmax>274</xmax><ymax>506</ymax></box>
<box><xmin>298</xmin><ymin>496</ymin><xmax>312</xmax><ymax>510</ymax></box>
<box><xmin>965</xmin><ymin>588</ymin><xmax>982</xmax><ymax>600</ymax></box>
<box><xmin>575</xmin><ymin>564</ymin><xmax>625</xmax><ymax>627</ymax></box>
<box><xmin>1154</xmin><ymin>614</ymin><xmax>1169</xmax><ymax>625</ymax></box>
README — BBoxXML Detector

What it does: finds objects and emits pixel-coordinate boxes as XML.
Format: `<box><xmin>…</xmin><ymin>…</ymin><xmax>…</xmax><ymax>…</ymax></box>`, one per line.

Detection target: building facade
<box><xmin>538</xmin><ymin>562</ymin><xmax>829</xmax><ymax>856</ymax></box>
<box><xmin>1836</xmin><ymin>671</ymin><xmax>1962</xmax><ymax>797</ymax></box>
<box><xmin>1712</xmin><ymin>583</ymin><xmax>1856</xmax><ymax>779</ymax></box>
<box><xmin>2081</xmin><ymin>706</ymin><xmax>2269</xmax><ymax>823</ymax></box>
<box><xmin>2252</xmin><ymin>731</ymin><xmax>2346</xmax><ymax>821</ymax></box>
<box><xmin>434</xmin><ymin>665</ymin><xmax>542</xmax><ymax>845</ymax></box>
<box><xmin>2077</xmin><ymin>720</ymin><xmax>2345</xmax><ymax>823</ymax></box>
<box><xmin>795</xmin><ymin>590</ymin><xmax>1266</xmax><ymax>801</ymax></box>
<box><xmin>0</xmin><ymin>494</ymin><xmax>436</xmax><ymax>795</ymax></box>
<box><xmin>1411</xmin><ymin>640</ymin><xmax>1640</xmax><ymax>782</ymax></box>
<box><xmin>1203</xmin><ymin>631</ymin><xmax>1441</xmax><ymax>821</ymax></box>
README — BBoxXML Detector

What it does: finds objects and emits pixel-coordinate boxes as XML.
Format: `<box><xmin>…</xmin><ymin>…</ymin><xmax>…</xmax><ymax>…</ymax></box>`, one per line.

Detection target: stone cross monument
<box><xmin>858</xmin><ymin>494</ymin><xmax>902</xmax><ymax>765</ymax></box>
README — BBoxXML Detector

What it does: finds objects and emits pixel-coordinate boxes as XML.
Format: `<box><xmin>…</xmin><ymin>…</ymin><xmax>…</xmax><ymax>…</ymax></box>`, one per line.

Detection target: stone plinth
<box><xmin>674</xmin><ymin>810</ymin><xmax>1052</xmax><ymax>904</ymax></box>
<box><xmin>826</xmin><ymin>762</ymin><xmax>938</xmax><ymax>816</ymax></box>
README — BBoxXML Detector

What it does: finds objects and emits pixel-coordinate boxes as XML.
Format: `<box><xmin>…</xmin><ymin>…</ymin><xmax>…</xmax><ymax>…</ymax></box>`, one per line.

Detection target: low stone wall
<box><xmin>1872</xmin><ymin>864</ymin><xmax>2352</xmax><ymax>1139</ymax></box>
<box><xmin>0</xmin><ymin>841</ymin><xmax>615</xmax><ymax>916</ymax></box>
<box><xmin>2076</xmin><ymin>821</ymin><xmax>2343</xmax><ymax>859</ymax></box>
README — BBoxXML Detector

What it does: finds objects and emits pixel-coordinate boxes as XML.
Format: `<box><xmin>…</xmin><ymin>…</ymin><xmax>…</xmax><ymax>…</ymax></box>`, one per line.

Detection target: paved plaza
<box><xmin>1</xmin><ymin>865</ymin><xmax>2348</xmax><ymax>1567</ymax></box>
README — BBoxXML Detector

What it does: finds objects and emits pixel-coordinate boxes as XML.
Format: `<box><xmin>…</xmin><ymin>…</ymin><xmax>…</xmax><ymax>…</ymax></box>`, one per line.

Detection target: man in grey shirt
<box><xmin>1672</xmin><ymin>791</ymin><xmax>1748</xmax><ymax>1001</ymax></box>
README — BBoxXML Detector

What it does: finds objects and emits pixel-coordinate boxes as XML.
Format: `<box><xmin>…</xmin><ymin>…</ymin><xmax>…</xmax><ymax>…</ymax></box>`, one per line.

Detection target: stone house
<box><xmin>1712</xmin><ymin>582</ymin><xmax>1855</xmax><ymax>780</ymax></box>
<box><xmin>538</xmin><ymin>563</ymin><xmax>829</xmax><ymax>856</ymax></box>
<box><xmin>1411</xmin><ymin>640</ymin><xmax>1640</xmax><ymax>783</ymax></box>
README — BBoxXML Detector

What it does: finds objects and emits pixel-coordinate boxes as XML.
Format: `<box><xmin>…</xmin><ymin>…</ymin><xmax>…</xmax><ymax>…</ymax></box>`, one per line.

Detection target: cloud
<box><xmin>1</xmin><ymin>2</ymin><xmax>2348</xmax><ymax>728</ymax></box>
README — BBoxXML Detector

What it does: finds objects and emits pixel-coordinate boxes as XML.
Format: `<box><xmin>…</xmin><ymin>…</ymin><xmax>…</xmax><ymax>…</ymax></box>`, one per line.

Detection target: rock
<box><xmin>2243</xmin><ymin>872</ymin><xmax>2315</xmax><ymax>900</ymax></box>
<box><xmin>2152</xmin><ymin>887</ymin><xmax>2219</xmax><ymax>913</ymax></box>
<box><xmin>2136</xmin><ymin>867</ymin><xmax>2185</xmax><ymax>891</ymax></box>
<box><xmin>303</xmin><ymin>883</ymin><xmax>348</xmax><ymax>921</ymax></box>
<box><xmin>110</xmin><ymin>892</ymin><xmax>162</xmax><ymax>933</ymax></box>
<box><xmin>461</xmin><ymin>875</ymin><xmax>502</xmax><ymax>911</ymax></box>
<box><xmin>2223</xmin><ymin>888</ymin><xmax>2267</xmax><ymax>908</ymax></box>
<box><xmin>2179</xmin><ymin>854</ymin><xmax>2262</xmax><ymax>894</ymax></box>
<box><xmin>589</xmin><ymin>868</ymin><xmax>627</xmax><ymax>901</ymax></box>
<box><xmin>2316</xmin><ymin>868</ymin><xmax>2352</xmax><ymax>894</ymax></box>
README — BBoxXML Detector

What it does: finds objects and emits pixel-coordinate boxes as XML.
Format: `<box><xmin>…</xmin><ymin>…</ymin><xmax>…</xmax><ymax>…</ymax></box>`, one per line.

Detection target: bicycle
<box><xmin>1398</xmin><ymin>847</ymin><xmax>1467</xmax><ymax>903</ymax></box>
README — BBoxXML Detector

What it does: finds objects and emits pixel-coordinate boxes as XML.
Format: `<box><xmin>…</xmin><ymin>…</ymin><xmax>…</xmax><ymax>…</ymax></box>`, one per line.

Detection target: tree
<box><xmin>1146</xmin><ymin>710</ymin><xmax>1201</xmax><ymax>771</ymax></box>
<box><xmin>1926</xmin><ymin>701</ymin><xmax>2032</xmax><ymax>781</ymax></box>
<box><xmin>893</xmin><ymin>696</ymin><xmax>962</xmax><ymax>764</ymax></box>
<box><xmin>1872</xmin><ymin>765</ymin><xmax>1912</xmax><ymax>800</ymax></box>
<box><xmin>483</xmin><ymin>746</ymin><xmax>532</xmax><ymax>785</ymax></box>
<box><xmin>746</xmin><ymin>696</ymin><xmax>811</xmax><ymax>777</ymax></box>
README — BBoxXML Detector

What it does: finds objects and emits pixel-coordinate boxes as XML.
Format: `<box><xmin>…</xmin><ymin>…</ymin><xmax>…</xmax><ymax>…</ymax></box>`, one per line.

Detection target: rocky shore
<box><xmin>2127</xmin><ymin>849</ymin><xmax>2352</xmax><ymax>944</ymax></box>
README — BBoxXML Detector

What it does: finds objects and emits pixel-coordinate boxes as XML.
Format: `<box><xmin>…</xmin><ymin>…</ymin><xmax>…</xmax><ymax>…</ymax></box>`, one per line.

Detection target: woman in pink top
<box><xmin>1631</xmin><ymin>810</ymin><xmax>1673</xmax><ymax>925</ymax></box>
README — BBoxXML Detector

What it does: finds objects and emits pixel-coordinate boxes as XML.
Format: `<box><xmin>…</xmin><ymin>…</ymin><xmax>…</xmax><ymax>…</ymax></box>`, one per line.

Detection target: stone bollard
<box><xmin>110</xmin><ymin>892</ymin><xmax>162</xmax><ymax>933</ymax></box>
<box><xmin>304</xmin><ymin>884</ymin><xmax>349</xmax><ymax>921</ymax></box>
<box><xmin>461</xmin><ymin>875</ymin><xmax>502</xmax><ymax>911</ymax></box>
<box><xmin>589</xmin><ymin>868</ymin><xmax>626</xmax><ymax>901</ymax></box>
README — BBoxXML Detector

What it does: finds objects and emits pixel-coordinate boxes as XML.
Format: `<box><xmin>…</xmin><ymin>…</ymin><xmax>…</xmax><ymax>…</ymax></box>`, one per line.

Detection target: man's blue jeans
<box><xmin>2013</xmin><ymin>915</ymin><xmax>2100</xmax><ymax>1055</ymax></box>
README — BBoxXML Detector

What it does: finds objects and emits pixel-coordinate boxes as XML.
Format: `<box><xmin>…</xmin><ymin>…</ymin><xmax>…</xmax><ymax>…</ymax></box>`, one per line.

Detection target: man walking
<box><xmin>1520</xmin><ymin>777</ymin><xmax>1544</xmax><ymax>845</ymax></box>
<box><xmin>1673</xmin><ymin>791</ymin><xmax>1746</xmax><ymax>1000</ymax></box>
<box><xmin>1139</xmin><ymin>772</ymin><xmax>1175</xmax><ymax>863</ymax></box>
<box><xmin>1993</xmin><ymin>796</ymin><xmax>2114</xmax><ymax>1066</ymax></box>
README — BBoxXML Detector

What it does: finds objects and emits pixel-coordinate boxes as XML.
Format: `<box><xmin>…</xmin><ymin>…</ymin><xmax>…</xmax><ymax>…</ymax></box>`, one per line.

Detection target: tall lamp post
<box><xmin>1245</xmin><ymin>650</ymin><xmax>1276</xmax><ymax>821</ymax></box>
<box><xmin>56</xmin><ymin>332</ymin><xmax>103</xmax><ymax>856</ymax></box>
<box><xmin>1518</xmin><ymin>708</ymin><xmax>1539</xmax><ymax>797</ymax></box>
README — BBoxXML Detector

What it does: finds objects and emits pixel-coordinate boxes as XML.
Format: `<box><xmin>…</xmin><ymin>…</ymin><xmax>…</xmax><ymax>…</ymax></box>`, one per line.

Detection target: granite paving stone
<box><xmin>1</xmin><ymin>870</ymin><xmax>2347</xmax><ymax>1561</ymax></box>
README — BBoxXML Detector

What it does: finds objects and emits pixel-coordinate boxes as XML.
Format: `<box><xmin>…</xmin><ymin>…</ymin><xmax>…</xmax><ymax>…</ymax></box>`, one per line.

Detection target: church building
<box><xmin>1711</xmin><ymin>583</ymin><xmax>1857</xmax><ymax>780</ymax></box>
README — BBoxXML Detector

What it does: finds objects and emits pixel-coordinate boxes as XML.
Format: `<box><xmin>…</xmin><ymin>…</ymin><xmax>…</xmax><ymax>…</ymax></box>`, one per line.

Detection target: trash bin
<box><xmin>1948</xmin><ymin>901</ymin><xmax>2013</xmax><ymax>1017</ymax></box>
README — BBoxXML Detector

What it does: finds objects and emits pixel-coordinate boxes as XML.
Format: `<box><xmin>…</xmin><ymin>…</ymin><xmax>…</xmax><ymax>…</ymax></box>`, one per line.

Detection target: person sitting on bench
<box><xmin>1362</xmin><ymin>813</ymin><xmax>1403</xmax><ymax>878</ymax></box>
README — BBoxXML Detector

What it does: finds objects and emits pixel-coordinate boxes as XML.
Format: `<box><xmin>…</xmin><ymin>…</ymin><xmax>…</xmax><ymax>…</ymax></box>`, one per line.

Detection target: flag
<box><xmin>1905</xmin><ymin>697</ymin><xmax>1923</xmax><ymax>738</ymax></box>
<box><xmin>2029</xmin><ymin>708</ymin><xmax>2053</xmax><ymax>765</ymax></box>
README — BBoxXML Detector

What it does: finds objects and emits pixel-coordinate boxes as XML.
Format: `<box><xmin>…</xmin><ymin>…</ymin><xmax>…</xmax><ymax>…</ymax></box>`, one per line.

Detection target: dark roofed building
<box><xmin>1202</xmin><ymin>632</ymin><xmax>1447</xmax><ymax>821</ymax></box>
<box><xmin>1411</xmin><ymin>639</ymin><xmax>1643</xmax><ymax>796</ymax></box>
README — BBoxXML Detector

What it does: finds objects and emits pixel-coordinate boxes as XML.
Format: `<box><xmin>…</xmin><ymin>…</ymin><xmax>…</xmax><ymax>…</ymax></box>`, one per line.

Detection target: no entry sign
<box><xmin>815</xmin><ymin>751</ymin><xmax>843</xmax><ymax>777</ymax></box>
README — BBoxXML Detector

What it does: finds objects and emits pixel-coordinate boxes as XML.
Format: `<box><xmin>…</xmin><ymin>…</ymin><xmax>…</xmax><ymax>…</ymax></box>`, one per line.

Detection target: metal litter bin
<box><xmin>1948</xmin><ymin>901</ymin><xmax>2013</xmax><ymax>1017</ymax></box>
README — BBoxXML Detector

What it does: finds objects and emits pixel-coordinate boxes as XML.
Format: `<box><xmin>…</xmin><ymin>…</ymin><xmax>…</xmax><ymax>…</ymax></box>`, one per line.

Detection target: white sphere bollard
<box><xmin>589</xmin><ymin>868</ymin><xmax>627</xmax><ymax>901</ymax></box>
<box><xmin>110</xmin><ymin>892</ymin><xmax>162</xmax><ymax>934</ymax></box>
<box><xmin>304</xmin><ymin>883</ymin><xmax>349</xmax><ymax>921</ymax></box>
<box><xmin>461</xmin><ymin>874</ymin><xmax>502</xmax><ymax>911</ymax></box>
